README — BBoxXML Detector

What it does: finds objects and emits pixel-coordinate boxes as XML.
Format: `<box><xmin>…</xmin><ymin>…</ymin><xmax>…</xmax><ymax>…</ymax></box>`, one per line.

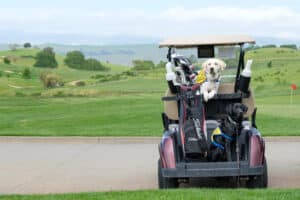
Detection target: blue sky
<box><xmin>1</xmin><ymin>0</ymin><xmax>300</xmax><ymax>43</ymax></box>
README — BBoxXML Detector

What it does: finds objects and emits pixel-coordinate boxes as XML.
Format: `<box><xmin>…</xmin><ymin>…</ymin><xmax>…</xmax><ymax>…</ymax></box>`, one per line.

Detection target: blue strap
<box><xmin>211</xmin><ymin>132</ymin><xmax>234</xmax><ymax>150</ymax></box>
<box><xmin>212</xmin><ymin>141</ymin><xmax>224</xmax><ymax>150</ymax></box>
<box><xmin>221</xmin><ymin>133</ymin><xmax>234</xmax><ymax>141</ymax></box>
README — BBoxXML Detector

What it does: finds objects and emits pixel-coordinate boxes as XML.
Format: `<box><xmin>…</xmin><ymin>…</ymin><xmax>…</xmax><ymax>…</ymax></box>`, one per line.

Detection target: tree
<box><xmin>34</xmin><ymin>47</ymin><xmax>58</xmax><ymax>68</ymax></box>
<box><xmin>24</xmin><ymin>42</ymin><xmax>32</xmax><ymax>48</ymax></box>
<box><xmin>84</xmin><ymin>58</ymin><xmax>107</xmax><ymax>71</ymax></box>
<box><xmin>262</xmin><ymin>44</ymin><xmax>277</xmax><ymax>48</ymax></box>
<box><xmin>64</xmin><ymin>51</ymin><xmax>85</xmax><ymax>69</ymax></box>
<box><xmin>9</xmin><ymin>43</ymin><xmax>19</xmax><ymax>51</ymax></box>
<box><xmin>188</xmin><ymin>55</ymin><xmax>197</xmax><ymax>64</ymax></box>
<box><xmin>280</xmin><ymin>44</ymin><xmax>297</xmax><ymax>50</ymax></box>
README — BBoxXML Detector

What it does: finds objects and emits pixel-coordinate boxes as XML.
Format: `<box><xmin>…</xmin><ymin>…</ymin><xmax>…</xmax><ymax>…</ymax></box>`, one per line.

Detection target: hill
<box><xmin>0</xmin><ymin>47</ymin><xmax>299</xmax><ymax>136</ymax></box>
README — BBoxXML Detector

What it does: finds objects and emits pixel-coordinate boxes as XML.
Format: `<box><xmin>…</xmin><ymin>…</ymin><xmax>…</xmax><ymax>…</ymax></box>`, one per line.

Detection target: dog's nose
<box><xmin>210</xmin><ymin>68</ymin><xmax>214</xmax><ymax>73</ymax></box>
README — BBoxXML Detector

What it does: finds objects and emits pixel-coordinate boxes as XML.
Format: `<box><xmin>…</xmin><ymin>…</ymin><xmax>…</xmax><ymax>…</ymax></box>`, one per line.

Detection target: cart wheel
<box><xmin>158</xmin><ymin>159</ymin><xmax>179</xmax><ymax>189</ymax></box>
<box><xmin>247</xmin><ymin>157</ymin><xmax>268</xmax><ymax>188</ymax></box>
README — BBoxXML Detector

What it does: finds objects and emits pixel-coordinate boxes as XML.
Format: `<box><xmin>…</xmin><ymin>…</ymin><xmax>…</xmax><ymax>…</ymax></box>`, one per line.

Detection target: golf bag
<box><xmin>179</xmin><ymin>85</ymin><xmax>208</xmax><ymax>158</ymax></box>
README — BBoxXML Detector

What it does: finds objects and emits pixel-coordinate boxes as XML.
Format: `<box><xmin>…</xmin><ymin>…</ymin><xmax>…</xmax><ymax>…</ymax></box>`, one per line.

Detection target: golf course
<box><xmin>0</xmin><ymin>47</ymin><xmax>299</xmax><ymax>137</ymax></box>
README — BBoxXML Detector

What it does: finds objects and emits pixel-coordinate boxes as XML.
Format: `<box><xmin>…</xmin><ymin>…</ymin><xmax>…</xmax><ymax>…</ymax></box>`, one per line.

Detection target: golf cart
<box><xmin>158</xmin><ymin>35</ymin><xmax>268</xmax><ymax>188</ymax></box>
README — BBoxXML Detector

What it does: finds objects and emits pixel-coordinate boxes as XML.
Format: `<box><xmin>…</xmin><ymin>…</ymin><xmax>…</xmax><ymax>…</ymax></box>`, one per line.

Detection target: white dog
<box><xmin>200</xmin><ymin>58</ymin><xmax>226</xmax><ymax>102</ymax></box>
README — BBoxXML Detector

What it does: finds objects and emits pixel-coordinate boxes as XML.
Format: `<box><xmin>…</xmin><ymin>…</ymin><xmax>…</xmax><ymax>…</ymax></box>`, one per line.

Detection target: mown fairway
<box><xmin>1</xmin><ymin>189</ymin><xmax>299</xmax><ymax>200</ymax></box>
<box><xmin>0</xmin><ymin>47</ymin><xmax>299</xmax><ymax>136</ymax></box>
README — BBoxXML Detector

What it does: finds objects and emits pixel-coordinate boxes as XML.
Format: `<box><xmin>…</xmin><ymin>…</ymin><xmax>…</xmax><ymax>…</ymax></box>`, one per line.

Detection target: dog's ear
<box><xmin>202</xmin><ymin>59</ymin><xmax>209</xmax><ymax>72</ymax></box>
<box><xmin>217</xmin><ymin>59</ymin><xmax>226</xmax><ymax>71</ymax></box>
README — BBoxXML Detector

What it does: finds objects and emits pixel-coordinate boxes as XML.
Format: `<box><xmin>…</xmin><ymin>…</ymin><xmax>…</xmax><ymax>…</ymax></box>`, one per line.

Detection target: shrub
<box><xmin>121</xmin><ymin>70</ymin><xmax>137</xmax><ymax>76</ymax></box>
<box><xmin>34</xmin><ymin>47</ymin><xmax>58</xmax><ymax>68</ymax></box>
<box><xmin>3</xmin><ymin>57</ymin><xmax>11</xmax><ymax>64</ymax></box>
<box><xmin>75</xmin><ymin>81</ymin><xmax>86</xmax><ymax>87</ymax></box>
<box><xmin>64</xmin><ymin>51</ymin><xmax>85</xmax><ymax>69</ymax></box>
<box><xmin>267</xmin><ymin>61</ymin><xmax>272</xmax><ymax>68</ymax></box>
<box><xmin>53</xmin><ymin>91</ymin><xmax>65</xmax><ymax>97</ymax></box>
<box><xmin>22</xmin><ymin>68</ymin><xmax>31</xmax><ymax>79</ymax></box>
<box><xmin>31</xmin><ymin>92</ymin><xmax>41</xmax><ymax>97</ymax></box>
<box><xmin>15</xmin><ymin>91</ymin><xmax>26</xmax><ymax>97</ymax></box>
<box><xmin>91</xmin><ymin>74</ymin><xmax>106</xmax><ymax>79</ymax></box>
<box><xmin>132</xmin><ymin>60</ymin><xmax>155</xmax><ymax>70</ymax></box>
<box><xmin>40</xmin><ymin>71</ymin><xmax>63</xmax><ymax>88</ymax></box>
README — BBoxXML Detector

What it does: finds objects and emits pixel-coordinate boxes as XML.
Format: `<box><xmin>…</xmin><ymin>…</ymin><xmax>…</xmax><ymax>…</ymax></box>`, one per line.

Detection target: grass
<box><xmin>0</xmin><ymin>47</ymin><xmax>300</xmax><ymax>136</ymax></box>
<box><xmin>0</xmin><ymin>189</ymin><xmax>299</xmax><ymax>200</ymax></box>
<box><xmin>0</xmin><ymin>96</ymin><xmax>162</xmax><ymax>136</ymax></box>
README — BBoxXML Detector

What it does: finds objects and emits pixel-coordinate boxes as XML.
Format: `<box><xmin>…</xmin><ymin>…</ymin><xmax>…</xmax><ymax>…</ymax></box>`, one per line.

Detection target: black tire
<box><xmin>158</xmin><ymin>159</ymin><xmax>179</xmax><ymax>189</ymax></box>
<box><xmin>247</xmin><ymin>157</ymin><xmax>268</xmax><ymax>188</ymax></box>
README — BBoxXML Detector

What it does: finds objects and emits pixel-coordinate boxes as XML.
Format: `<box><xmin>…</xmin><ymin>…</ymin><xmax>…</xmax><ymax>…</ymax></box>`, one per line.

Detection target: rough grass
<box><xmin>1</xmin><ymin>189</ymin><xmax>299</xmax><ymax>200</ymax></box>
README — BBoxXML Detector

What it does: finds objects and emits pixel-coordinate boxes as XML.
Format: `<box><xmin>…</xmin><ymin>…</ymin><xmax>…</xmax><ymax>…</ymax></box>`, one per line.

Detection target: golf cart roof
<box><xmin>159</xmin><ymin>35</ymin><xmax>255</xmax><ymax>48</ymax></box>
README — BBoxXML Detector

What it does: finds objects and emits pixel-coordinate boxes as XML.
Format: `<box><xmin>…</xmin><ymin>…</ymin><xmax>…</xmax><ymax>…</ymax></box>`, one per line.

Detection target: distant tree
<box><xmin>24</xmin><ymin>42</ymin><xmax>32</xmax><ymax>48</ymax></box>
<box><xmin>188</xmin><ymin>55</ymin><xmax>197</xmax><ymax>64</ymax></box>
<box><xmin>34</xmin><ymin>47</ymin><xmax>58</xmax><ymax>68</ymax></box>
<box><xmin>3</xmin><ymin>57</ymin><xmax>11</xmax><ymax>64</ymax></box>
<box><xmin>132</xmin><ymin>60</ymin><xmax>155</xmax><ymax>70</ymax></box>
<box><xmin>245</xmin><ymin>45</ymin><xmax>261</xmax><ymax>51</ymax></box>
<box><xmin>9</xmin><ymin>43</ymin><xmax>19</xmax><ymax>51</ymax></box>
<box><xmin>262</xmin><ymin>44</ymin><xmax>277</xmax><ymax>48</ymax></box>
<box><xmin>280</xmin><ymin>44</ymin><xmax>297</xmax><ymax>50</ymax></box>
<box><xmin>84</xmin><ymin>58</ymin><xmax>107</xmax><ymax>71</ymax></box>
<box><xmin>64</xmin><ymin>51</ymin><xmax>85</xmax><ymax>69</ymax></box>
<box><xmin>156</xmin><ymin>60</ymin><xmax>167</xmax><ymax>68</ymax></box>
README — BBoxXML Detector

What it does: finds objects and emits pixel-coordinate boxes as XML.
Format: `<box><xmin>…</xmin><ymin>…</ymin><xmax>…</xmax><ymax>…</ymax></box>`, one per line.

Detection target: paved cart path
<box><xmin>0</xmin><ymin>137</ymin><xmax>299</xmax><ymax>194</ymax></box>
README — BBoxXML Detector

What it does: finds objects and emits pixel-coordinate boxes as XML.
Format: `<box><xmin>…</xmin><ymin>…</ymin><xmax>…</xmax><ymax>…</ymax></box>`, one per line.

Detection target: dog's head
<box><xmin>202</xmin><ymin>58</ymin><xmax>226</xmax><ymax>81</ymax></box>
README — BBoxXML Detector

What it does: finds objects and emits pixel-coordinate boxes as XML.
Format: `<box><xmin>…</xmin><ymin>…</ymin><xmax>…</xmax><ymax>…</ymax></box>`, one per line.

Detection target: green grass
<box><xmin>0</xmin><ymin>96</ymin><xmax>163</xmax><ymax>136</ymax></box>
<box><xmin>1</xmin><ymin>189</ymin><xmax>299</xmax><ymax>200</ymax></box>
<box><xmin>0</xmin><ymin>47</ymin><xmax>300</xmax><ymax>136</ymax></box>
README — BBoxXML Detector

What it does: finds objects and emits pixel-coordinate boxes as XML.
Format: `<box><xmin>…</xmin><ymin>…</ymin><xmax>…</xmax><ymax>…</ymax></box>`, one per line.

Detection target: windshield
<box><xmin>176</xmin><ymin>46</ymin><xmax>240</xmax><ymax>83</ymax></box>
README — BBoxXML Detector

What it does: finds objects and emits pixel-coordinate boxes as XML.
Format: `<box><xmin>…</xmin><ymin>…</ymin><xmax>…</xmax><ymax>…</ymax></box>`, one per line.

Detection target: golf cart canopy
<box><xmin>159</xmin><ymin>35</ymin><xmax>255</xmax><ymax>48</ymax></box>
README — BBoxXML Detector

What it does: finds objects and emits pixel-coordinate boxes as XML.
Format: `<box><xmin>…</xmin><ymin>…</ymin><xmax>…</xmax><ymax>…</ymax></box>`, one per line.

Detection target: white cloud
<box><xmin>0</xmin><ymin>6</ymin><xmax>300</xmax><ymax>40</ymax></box>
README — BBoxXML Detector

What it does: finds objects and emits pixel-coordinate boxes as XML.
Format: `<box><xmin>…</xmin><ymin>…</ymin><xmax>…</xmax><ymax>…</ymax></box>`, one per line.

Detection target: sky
<box><xmin>1</xmin><ymin>0</ymin><xmax>300</xmax><ymax>44</ymax></box>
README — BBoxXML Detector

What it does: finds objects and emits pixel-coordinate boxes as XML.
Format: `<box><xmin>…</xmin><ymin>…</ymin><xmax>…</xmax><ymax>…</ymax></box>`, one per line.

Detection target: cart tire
<box><xmin>247</xmin><ymin>157</ymin><xmax>268</xmax><ymax>188</ymax></box>
<box><xmin>158</xmin><ymin>159</ymin><xmax>179</xmax><ymax>189</ymax></box>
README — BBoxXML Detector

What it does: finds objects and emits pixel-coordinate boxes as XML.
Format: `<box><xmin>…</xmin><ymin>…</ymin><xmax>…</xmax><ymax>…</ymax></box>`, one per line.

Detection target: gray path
<box><xmin>0</xmin><ymin>137</ymin><xmax>299</xmax><ymax>194</ymax></box>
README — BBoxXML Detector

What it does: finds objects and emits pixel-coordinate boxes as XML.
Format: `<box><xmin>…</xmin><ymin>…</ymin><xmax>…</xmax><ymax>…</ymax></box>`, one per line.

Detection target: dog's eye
<box><xmin>208</xmin><ymin>63</ymin><xmax>211</xmax><ymax>66</ymax></box>
<box><xmin>215</xmin><ymin>62</ymin><xmax>218</xmax><ymax>65</ymax></box>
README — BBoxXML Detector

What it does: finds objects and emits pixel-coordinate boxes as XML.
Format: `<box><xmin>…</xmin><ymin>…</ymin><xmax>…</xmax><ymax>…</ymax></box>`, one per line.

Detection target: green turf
<box><xmin>0</xmin><ymin>96</ymin><xmax>163</xmax><ymax>136</ymax></box>
<box><xmin>0</xmin><ymin>189</ymin><xmax>299</xmax><ymax>200</ymax></box>
<box><xmin>0</xmin><ymin>47</ymin><xmax>299</xmax><ymax>136</ymax></box>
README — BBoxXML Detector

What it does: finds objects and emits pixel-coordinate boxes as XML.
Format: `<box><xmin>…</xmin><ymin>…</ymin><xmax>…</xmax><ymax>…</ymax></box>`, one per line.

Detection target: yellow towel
<box><xmin>195</xmin><ymin>69</ymin><xmax>206</xmax><ymax>84</ymax></box>
<box><xmin>211</xmin><ymin>127</ymin><xmax>222</xmax><ymax>142</ymax></box>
